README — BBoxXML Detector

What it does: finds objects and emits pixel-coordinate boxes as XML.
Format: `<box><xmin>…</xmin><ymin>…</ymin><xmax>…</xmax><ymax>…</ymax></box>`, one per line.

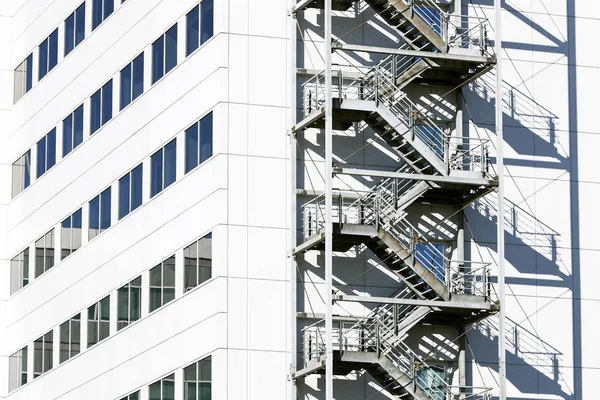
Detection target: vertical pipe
<box><xmin>324</xmin><ymin>1</ymin><xmax>334</xmax><ymax>399</ymax></box>
<box><xmin>494</xmin><ymin>0</ymin><xmax>506</xmax><ymax>398</ymax></box>
<box><xmin>287</xmin><ymin>2</ymin><xmax>297</xmax><ymax>399</ymax></box>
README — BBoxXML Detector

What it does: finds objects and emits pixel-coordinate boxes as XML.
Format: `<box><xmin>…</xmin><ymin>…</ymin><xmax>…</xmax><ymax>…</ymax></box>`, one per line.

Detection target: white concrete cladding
<box><xmin>0</xmin><ymin>0</ymin><xmax>290</xmax><ymax>399</ymax></box>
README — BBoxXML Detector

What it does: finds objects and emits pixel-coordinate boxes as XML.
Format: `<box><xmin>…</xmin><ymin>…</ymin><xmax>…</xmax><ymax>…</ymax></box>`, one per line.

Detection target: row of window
<box><xmin>120</xmin><ymin>356</ymin><xmax>212</xmax><ymax>400</ymax></box>
<box><xmin>9</xmin><ymin>111</ymin><xmax>213</xmax><ymax>295</ymax></box>
<box><xmin>8</xmin><ymin>233</ymin><xmax>212</xmax><ymax>392</ymax></box>
<box><xmin>12</xmin><ymin>1</ymin><xmax>214</xmax><ymax>199</ymax></box>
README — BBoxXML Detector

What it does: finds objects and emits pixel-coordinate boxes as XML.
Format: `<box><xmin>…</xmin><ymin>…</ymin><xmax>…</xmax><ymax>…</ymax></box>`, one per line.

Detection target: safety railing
<box><xmin>302</xmin><ymin>317</ymin><xmax>493</xmax><ymax>400</ymax></box>
<box><xmin>301</xmin><ymin>66</ymin><xmax>491</xmax><ymax>175</ymax></box>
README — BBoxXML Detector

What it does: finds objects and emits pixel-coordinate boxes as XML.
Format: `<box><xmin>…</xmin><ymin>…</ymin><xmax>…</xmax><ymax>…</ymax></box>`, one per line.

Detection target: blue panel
<box><xmin>152</xmin><ymin>36</ymin><xmax>164</xmax><ymax>84</ymax></box>
<box><xmin>62</xmin><ymin>216</ymin><xmax>71</xmax><ymax>229</ymax></box>
<box><xmin>39</xmin><ymin>40</ymin><xmax>48</xmax><ymax>79</ymax></box>
<box><xmin>103</xmin><ymin>0</ymin><xmax>114</xmax><ymax>19</ymax></box>
<box><xmin>73</xmin><ymin>105</ymin><xmax>84</xmax><ymax>148</ymax></box>
<box><xmin>186</xmin><ymin>5</ymin><xmax>199</xmax><ymax>56</ymax></box>
<box><xmin>65</xmin><ymin>14</ymin><xmax>75</xmax><ymax>56</ymax></box>
<box><xmin>201</xmin><ymin>0</ymin><xmax>214</xmax><ymax>44</ymax></box>
<box><xmin>200</xmin><ymin>112</ymin><xmax>213</xmax><ymax>163</ymax></box>
<box><xmin>131</xmin><ymin>164</ymin><xmax>143</xmax><ymax>211</ymax></box>
<box><xmin>75</xmin><ymin>3</ymin><xmax>86</xmax><ymax>46</ymax></box>
<box><xmin>185</xmin><ymin>123</ymin><xmax>198</xmax><ymax>173</ymax></box>
<box><xmin>24</xmin><ymin>150</ymin><xmax>31</xmax><ymax>188</ymax></box>
<box><xmin>100</xmin><ymin>188</ymin><xmax>111</xmax><ymax>229</ymax></box>
<box><xmin>37</xmin><ymin>136</ymin><xmax>46</xmax><ymax>178</ymax></box>
<box><xmin>132</xmin><ymin>53</ymin><xmax>144</xmax><ymax>101</ymax></box>
<box><xmin>89</xmin><ymin>196</ymin><xmax>100</xmax><ymax>230</ymax></box>
<box><xmin>415</xmin><ymin>243</ymin><xmax>445</xmax><ymax>282</ymax></box>
<box><xmin>101</xmin><ymin>80</ymin><xmax>113</xmax><ymax>125</ymax></box>
<box><xmin>119</xmin><ymin>173</ymin><xmax>130</xmax><ymax>220</ymax></box>
<box><xmin>150</xmin><ymin>150</ymin><xmax>163</xmax><ymax>197</ymax></box>
<box><xmin>63</xmin><ymin>114</ymin><xmax>73</xmax><ymax>157</ymax></box>
<box><xmin>164</xmin><ymin>139</ymin><xmax>177</xmax><ymax>189</ymax></box>
<box><xmin>73</xmin><ymin>208</ymin><xmax>82</xmax><ymax>229</ymax></box>
<box><xmin>92</xmin><ymin>0</ymin><xmax>102</xmax><ymax>30</ymax></box>
<box><xmin>90</xmin><ymin>89</ymin><xmax>101</xmax><ymax>134</ymax></box>
<box><xmin>25</xmin><ymin>54</ymin><xmax>33</xmax><ymax>92</ymax></box>
<box><xmin>48</xmin><ymin>29</ymin><xmax>58</xmax><ymax>71</ymax></box>
<box><xmin>46</xmin><ymin>128</ymin><xmax>56</xmax><ymax>170</ymax></box>
<box><xmin>165</xmin><ymin>24</ymin><xmax>178</xmax><ymax>74</ymax></box>
<box><xmin>120</xmin><ymin>64</ymin><xmax>132</xmax><ymax>111</ymax></box>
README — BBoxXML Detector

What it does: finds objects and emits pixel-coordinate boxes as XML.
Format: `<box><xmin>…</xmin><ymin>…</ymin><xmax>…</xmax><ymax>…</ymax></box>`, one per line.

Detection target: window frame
<box><xmin>9</xmin><ymin>346</ymin><xmax>27</xmax><ymax>392</ymax></box>
<box><xmin>120</xmin><ymin>52</ymin><xmax>145</xmax><ymax>110</ymax></box>
<box><xmin>38</xmin><ymin>28</ymin><xmax>58</xmax><ymax>80</ymax></box>
<box><xmin>90</xmin><ymin>79</ymin><xmax>113</xmax><ymax>135</ymax></box>
<box><xmin>185</xmin><ymin>112</ymin><xmax>213</xmax><ymax>174</ymax></box>
<box><xmin>59</xmin><ymin>313</ymin><xmax>81</xmax><ymax>364</ymax></box>
<box><xmin>151</xmin><ymin>139</ymin><xmax>177</xmax><ymax>198</ymax></box>
<box><xmin>149</xmin><ymin>373</ymin><xmax>175</xmax><ymax>400</ymax></box>
<box><xmin>92</xmin><ymin>0</ymin><xmax>114</xmax><ymax>30</ymax></box>
<box><xmin>12</xmin><ymin>150</ymin><xmax>31</xmax><ymax>198</ymax></box>
<box><xmin>118</xmin><ymin>163</ymin><xmax>143</xmax><ymax>220</ymax></box>
<box><xmin>87</xmin><ymin>295</ymin><xmax>110</xmax><ymax>347</ymax></box>
<box><xmin>183</xmin><ymin>355</ymin><xmax>212</xmax><ymax>400</ymax></box>
<box><xmin>14</xmin><ymin>54</ymin><xmax>33</xmax><ymax>103</ymax></box>
<box><xmin>89</xmin><ymin>187</ymin><xmax>112</xmax><ymax>240</ymax></box>
<box><xmin>119</xmin><ymin>390</ymin><xmax>140</xmax><ymax>400</ymax></box>
<box><xmin>61</xmin><ymin>208</ymin><xmax>83</xmax><ymax>261</ymax></box>
<box><xmin>65</xmin><ymin>2</ymin><xmax>86</xmax><ymax>56</ymax></box>
<box><xmin>33</xmin><ymin>330</ymin><xmax>53</xmax><ymax>379</ymax></box>
<box><xmin>10</xmin><ymin>248</ymin><xmax>30</xmax><ymax>295</ymax></box>
<box><xmin>36</xmin><ymin>128</ymin><xmax>57</xmax><ymax>178</ymax></box>
<box><xmin>62</xmin><ymin>104</ymin><xmax>84</xmax><ymax>157</ymax></box>
<box><xmin>149</xmin><ymin>256</ymin><xmax>176</xmax><ymax>313</ymax></box>
<box><xmin>184</xmin><ymin>232</ymin><xmax>212</xmax><ymax>293</ymax></box>
<box><xmin>35</xmin><ymin>229</ymin><xmax>55</xmax><ymax>278</ymax></box>
<box><xmin>117</xmin><ymin>276</ymin><xmax>142</xmax><ymax>331</ymax></box>
<box><xmin>152</xmin><ymin>24</ymin><xmax>178</xmax><ymax>85</ymax></box>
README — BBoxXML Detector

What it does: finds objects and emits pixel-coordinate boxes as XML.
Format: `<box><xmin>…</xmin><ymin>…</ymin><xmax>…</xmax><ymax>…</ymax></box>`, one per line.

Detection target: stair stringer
<box><xmin>366</xmin><ymin>355</ymin><xmax>432</xmax><ymax>400</ymax></box>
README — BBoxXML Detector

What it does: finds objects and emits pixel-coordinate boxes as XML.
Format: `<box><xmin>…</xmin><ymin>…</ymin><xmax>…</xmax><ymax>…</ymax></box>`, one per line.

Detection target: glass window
<box><xmin>63</xmin><ymin>104</ymin><xmax>84</xmax><ymax>157</ymax></box>
<box><xmin>88</xmin><ymin>295</ymin><xmax>110</xmax><ymax>347</ymax></box>
<box><xmin>120</xmin><ymin>391</ymin><xmax>140</xmax><ymax>400</ymax></box>
<box><xmin>12</xmin><ymin>150</ymin><xmax>31</xmax><ymax>198</ymax></box>
<box><xmin>33</xmin><ymin>331</ymin><xmax>53</xmax><ymax>378</ymax></box>
<box><xmin>92</xmin><ymin>0</ymin><xmax>114</xmax><ymax>30</ymax></box>
<box><xmin>59</xmin><ymin>314</ymin><xmax>81</xmax><ymax>364</ymax></box>
<box><xmin>10</xmin><ymin>248</ymin><xmax>29</xmax><ymax>295</ymax></box>
<box><xmin>14</xmin><ymin>54</ymin><xmax>33</xmax><ymax>103</ymax></box>
<box><xmin>89</xmin><ymin>187</ymin><xmax>111</xmax><ymax>240</ymax></box>
<box><xmin>201</xmin><ymin>0</ymin><xmax>214</xmax><ymax>45</ymax></box>
<box><xmin>152</xmin><ymin>24</ymin><xmax>178</xmax><ymax>84</ymax></box>
<box><xmin>184</xmin><ymin>233</ymin><xmax>212</xmax><ymax>292</ymax></box>
<box><xmin>187</xmin><ymin>0</ymin><xmax>214</xmax><ymax>56</ymax></box>
<box><xmin>151</xmin><ymin>139</ymin><xmax>176</xmax><ymax>197</ymax></box>
<box><xmin>120</xmin><ymin>53</ymin><xmax>144</xmax><ymax>110</ymax></box>
<box><xmin>149</xmin><ymin>256</ymin><xmax>175</xmax><ymax>313</ymax></box>
<box><xmin>35</xmin><ymin>229</ymin><xmax>54</xmax><ymax>278</ymax></box>
<box><xmin>149</xmin><ymin>374</ymin><xmax>175</xmax><ymax>400</ymax></box>
<box><xmin>184</xmin><ymin>356</ymin><xmax>212</xmax><ymax>400</ymax></box>
<box><xmin>117</xmin><ymin>276</ymin><xmax>141</xmax><ymax>330</ymax></box>
<box><xmin>185</xmin><ymin>112</ymin><xmax>213</xmax><ymax>173</ymax></box>
<box><xmin>65</xmin><ymin>2</ymin><xmax>86</xmax><ymax>56</ymax></box>
<box><xmin>90</xmin><ymin>79</ymin><xmax>113</xmax><ymax>134</ymax></box>
<box><xmin>9</xmin><ymin>346</ymin><xmax>27</xmax><ymax>392</ymax></box>
<box><xmin>36</xmin><ymin>128</ymin><xmax>57</xmax><ymax>178</ymax></box>
<box><xmin>38</xmin><ymin>29</ymin><xmax>58</xmax><ymax>80</ymax></box>
<box><xmin>119</xmin><ymin>164</ymin><xmax>143</xmax><ymax>219</ymax></box>
<box><xmin>61</xmin><ymin>208</ymin><xmax>82</xmax><ymax>260</ymax></box>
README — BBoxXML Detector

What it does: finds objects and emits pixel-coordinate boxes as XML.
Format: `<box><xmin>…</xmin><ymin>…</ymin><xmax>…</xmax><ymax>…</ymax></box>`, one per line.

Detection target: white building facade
<box><xmin>0</xmin><ymin>0</ymin><xmax>597</xmax><ymax>399</ymax></box>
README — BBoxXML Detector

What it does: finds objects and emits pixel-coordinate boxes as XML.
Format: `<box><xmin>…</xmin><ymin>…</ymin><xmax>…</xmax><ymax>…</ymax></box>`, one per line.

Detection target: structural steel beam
<box><xmin>290</xmin><ymin>0</ymin><xmax>316</xmax><ymax>14</ymax></box>
<box><xmin>332</xmin><ymin>42</ymin><xmax>496</xmax><ymax>64</ymax></box>
<box><xmin>333</xmin><ymin>167</ymin><xmax>497</xmax><ymax>186</ymax></box>
<box><xmin>335</xmin><ymin>294</ymin><xmax>499</xmax><ymax>311</ymax></box>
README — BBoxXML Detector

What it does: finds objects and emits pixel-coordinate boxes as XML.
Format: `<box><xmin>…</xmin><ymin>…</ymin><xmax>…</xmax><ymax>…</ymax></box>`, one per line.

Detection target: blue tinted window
<box><xmin>92</xmin><ymin>0</ymin><xmax>113</xmax><ymax>30</ymax></box>
<box><xmin>132</xmin><ymin>53</ymin><xmax>144</xmax><ymax>100</ymax></box>
<box><xmin>101</xmin><ymin>80</ymin><xmax>112</xmax><ymax>125</ymax></box>
<box><xmin>73</xmin><ymin>105</ymin><xmax>84</xmax><ymax>148</ymax></box>
<box><xmin>73</xmin><ymin>209</ymin><xmax>82</xmax><ymax>229</ymax></box>
<box><xmin>185</xmin><ymin>124</ymin><xmax>198</xmax><ymax>173</ymax></box>
<box><xmin>63</xmin><ymin>105</ymin><xmax>84</xmax><ymax>157</ymax></box>
<box><xmin>63</xmin><ymin>114</ymin><xmax>73</xmax><ymax>156</ymax></box>
<box><xmin>24</xmin><ymin>150</ymin><xmax>31</xmax><ymax>189</ymax></box>
<box><xmin>36</xmin><ymin>129</ymin><xmax>56</xmax><ymax>178</ymax></box>
<box><xmin>48</xmin><ymin>29</ymin><xmax>58</xmax><ymax>71</ymax></box>
<box><xmin>131</xmin><ymin>164</ymin><xmax>143</xmax><ymax>211</ymax></box>
<box><xmin>89</xmin><ymin>196</ymin><xmax>100</xmax><ymax>230</ymax></box>
<box><xmin>90</xmin><ymin>89</ymin><xmax>101</xmax><ymax>134</ymax></box>
<box><xmin>39</xmin><ymin>41</ymin><xmax>48</xmax><ymax>79</ymax></box>
<box><xmin>25</xmin><ymin>54</ymin><xmax>33</xmax><ymax>92</ymax></box>
<box><xmin>151</xmin><ymin>150</ymin><xmax>163</xmax><ymax>198</ymax></box>
<box><xmin>120</xmin><ymin>64</ymin><xmax>132</xmax><ymax>110</ymax></box>
<box><xmin>186</xmin><ymin>5</ymin><xmax>199</xmax><ymax>56</ymax></box>
<box><xmin>165</xmin><ymin>25</ymin><xmax>178</xmax><ymax>74</ymax></box>
<box><xmin>201</xmin><ymin>0</ymin><xmax>214</xmax><ymax>44</ymax></box>
<box><xmin>100</xmin><ymin>188</ymin><xmax>111</xmax><ymax>230</ymax></box>
<box><xmin>200</xmin><ymin>112</ymin><xmax>213</xmax><ymax>163</ymax></box>
<box><xmin>118</xmin><ymin>173</ymin><xmax>130</xmax><ymax>220</ymax></box>
<box><xmin>66</xmin><ymin>3</ymin><xmax>86</xmax><ymax>56</ymax></box>
<box><xmin>164</xmin><ymin>139</ymin><xmax>176</xmax><ymax>189</ymax></box>
<box><xmin>151</xmin><ymin>36</ymin><xmax>164</xmax><ymax>84</ymax></box>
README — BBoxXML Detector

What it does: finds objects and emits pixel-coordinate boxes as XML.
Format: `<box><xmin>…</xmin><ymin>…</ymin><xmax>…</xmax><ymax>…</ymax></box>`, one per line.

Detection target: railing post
<box><xmin>393</xmin><ymin>179</ymin><xmax>398</xmax><ymax>210</ymax></box>
<box><xmin>338</xmin><ymin>69</ymin><xmax>343</xmax><ymax>100</ymax></box>
<box><xmin>374</xmin><ymin>69</ymin><xmax>379</xmax><ymax>107</ymax></box>
<box><xmin>376</xmin><ymin>322</ymin><xmax>380</xmax><ymax>357</ymax></box>
<box><xmin>338</xmin><ymin>320</ymin><xmax>343</xmax><ymax>352</ymax></box>
<box><xmin>308</xmin><ymin>211</ymin><xmax>313</xmax><ymax>237</ymax></box>
<box><xmin>393</xmin><ymin>305</ymin><xmax>398</xmax><ymax>335</ymax></box>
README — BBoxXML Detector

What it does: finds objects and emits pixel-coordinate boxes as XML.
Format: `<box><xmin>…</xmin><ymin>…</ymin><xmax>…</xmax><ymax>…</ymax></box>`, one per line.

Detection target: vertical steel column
<box><xmin>287</xmin><ymin>1</ymin><xmax>297</xmax><ymax>399</ymax></box>
<box><xmin>495</xmin><ymin>0</ymin><xmax>506</xmax><ymax>398</ymax></box>
<box><xmin>324</xmin><ymin>1</ymin><xmax>334</xmax><ymax>400</ymax></box>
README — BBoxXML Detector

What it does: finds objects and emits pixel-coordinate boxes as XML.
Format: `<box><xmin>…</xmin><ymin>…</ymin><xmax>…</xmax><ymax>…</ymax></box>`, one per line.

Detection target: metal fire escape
<box><xmin>289</xmin><ymin>1</ymin><xmax>503</xmax><ymax>399</ymax></box>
